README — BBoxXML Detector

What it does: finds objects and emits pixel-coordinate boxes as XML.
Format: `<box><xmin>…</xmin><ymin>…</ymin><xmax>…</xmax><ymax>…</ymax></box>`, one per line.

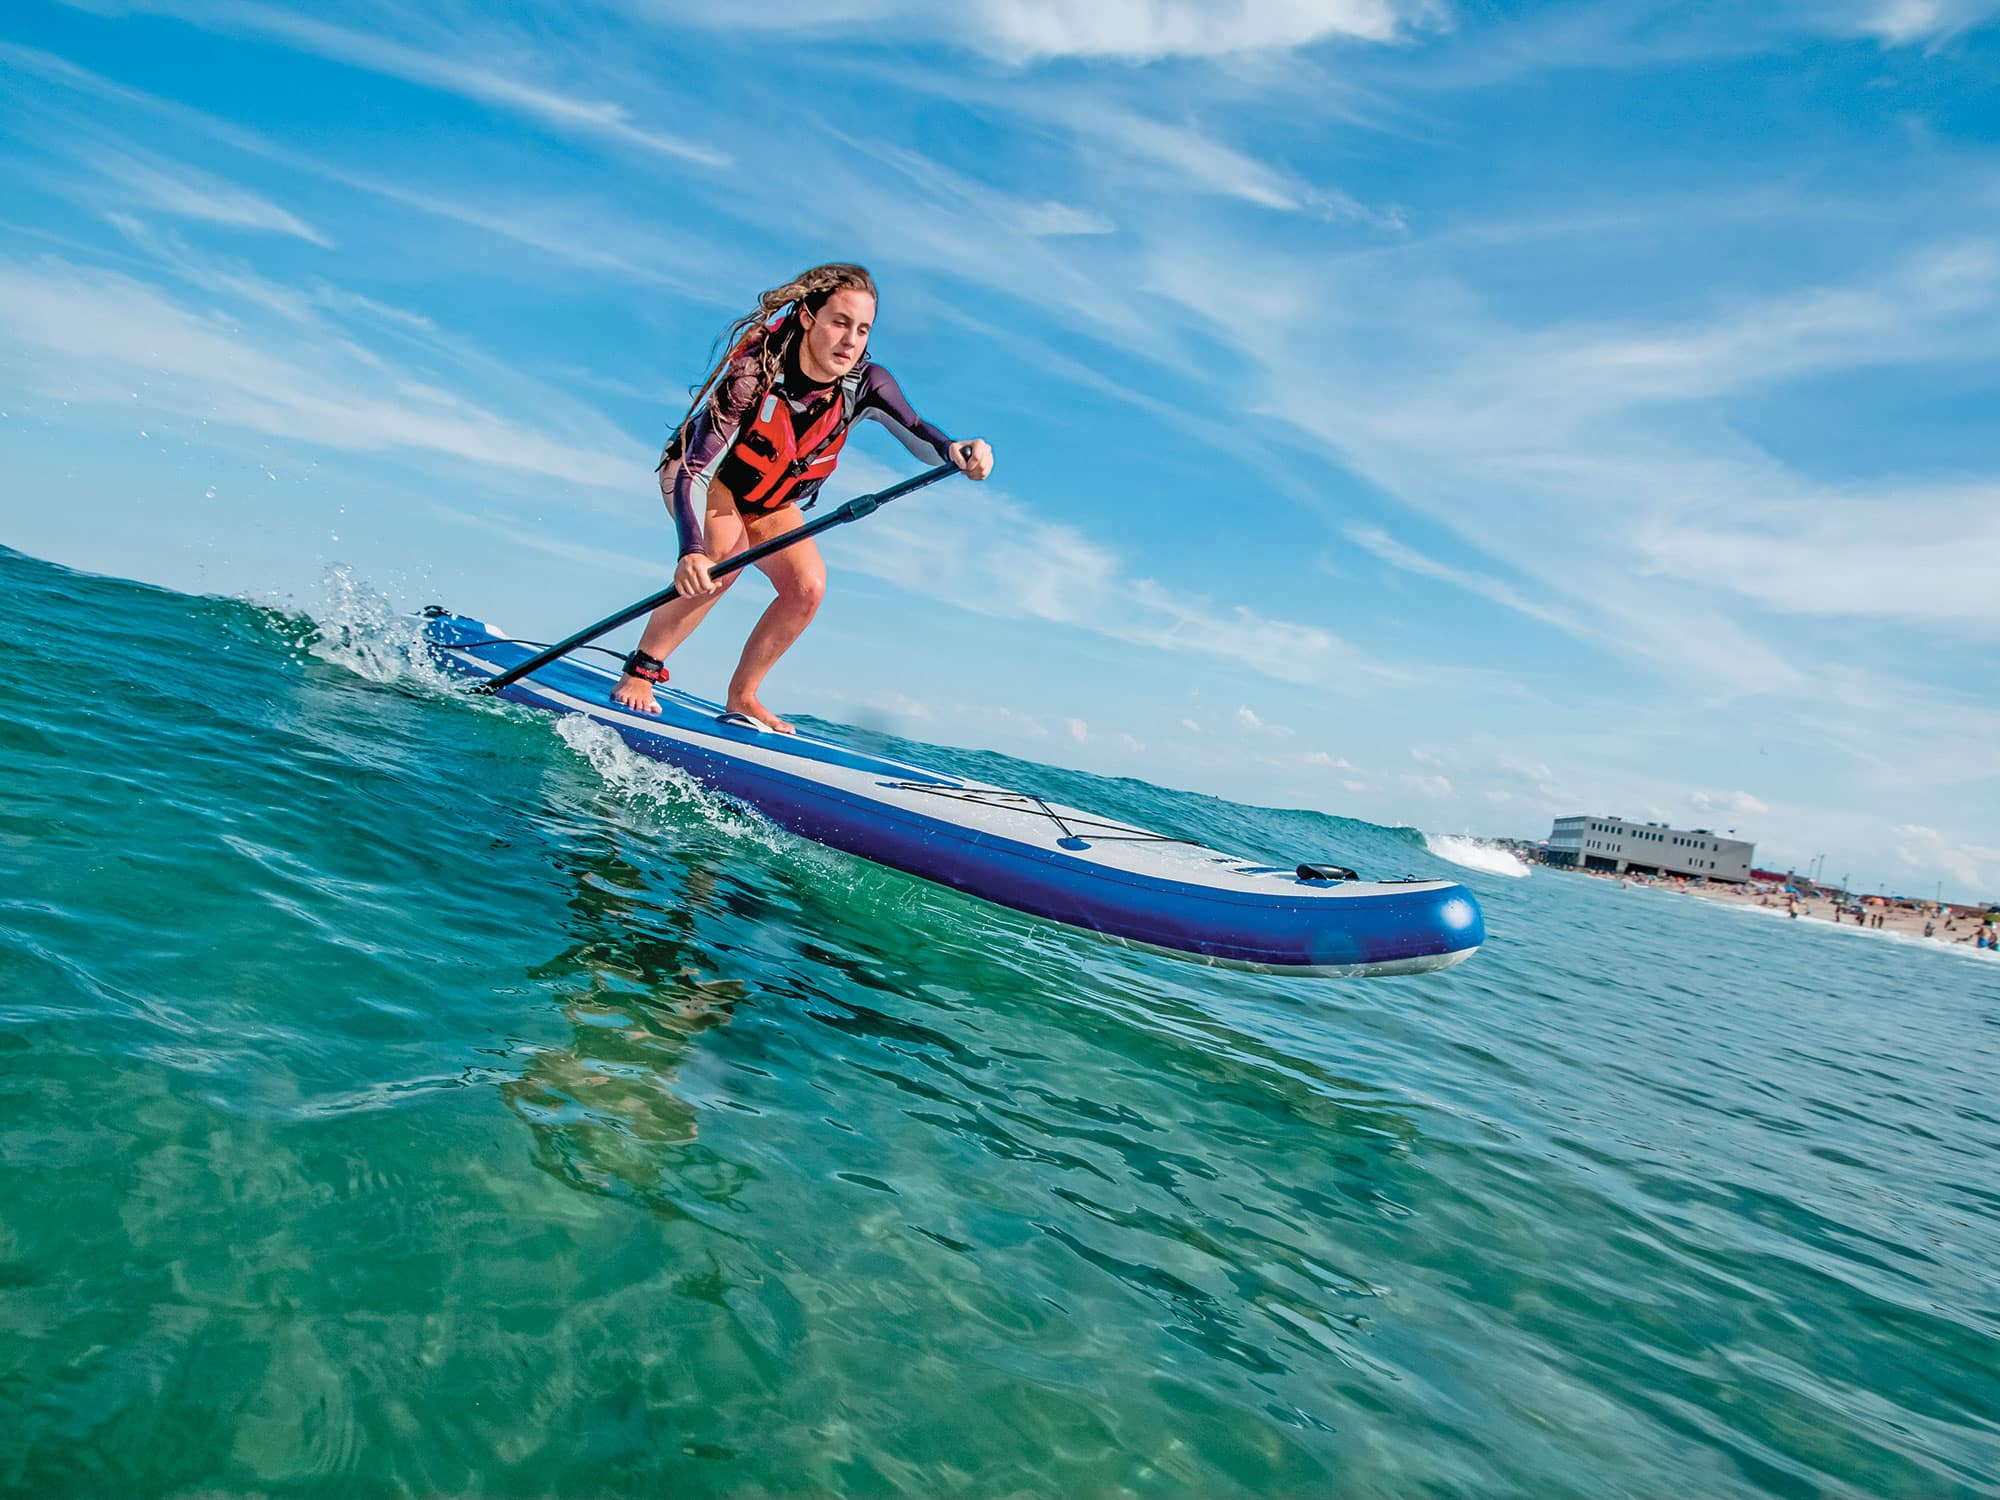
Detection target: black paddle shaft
<box><xmin>475</xmin><ymin>462</ymin><xmax>959</xmax><ymax>695</ymax></box>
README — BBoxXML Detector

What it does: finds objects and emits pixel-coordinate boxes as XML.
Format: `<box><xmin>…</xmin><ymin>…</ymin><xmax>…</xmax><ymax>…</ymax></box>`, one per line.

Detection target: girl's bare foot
<box><xmin>726</xmin><ymin>693</ymin><xmax>793</xmax><ymax>734</ymax></box>
<box><xmin>611</xmin><ymin>673</ymin><xmax>661</xmax><ymax>715</ymax></box>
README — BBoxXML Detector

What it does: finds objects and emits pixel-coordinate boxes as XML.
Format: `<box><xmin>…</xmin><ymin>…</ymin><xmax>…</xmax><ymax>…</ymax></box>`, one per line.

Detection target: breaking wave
<box><xmin>1425</xmin><ymin>834</ymin><xmax>1532</xmax><ymax>879</ymax></box>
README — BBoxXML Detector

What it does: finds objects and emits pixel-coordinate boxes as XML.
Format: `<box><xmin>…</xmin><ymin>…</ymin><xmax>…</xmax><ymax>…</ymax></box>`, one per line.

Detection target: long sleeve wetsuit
<box><xmin>662</xmin><ymin>352</ymin><xmax>954</xmax><ymax>557</ymax></box>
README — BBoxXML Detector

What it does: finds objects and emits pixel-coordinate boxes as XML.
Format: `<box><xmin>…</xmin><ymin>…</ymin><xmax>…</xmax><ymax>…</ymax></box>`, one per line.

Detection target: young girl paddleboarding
<box><xmin>611</xmin><ymin>263</ymin><xmax>994</xmax><ymax>731</ymax></box>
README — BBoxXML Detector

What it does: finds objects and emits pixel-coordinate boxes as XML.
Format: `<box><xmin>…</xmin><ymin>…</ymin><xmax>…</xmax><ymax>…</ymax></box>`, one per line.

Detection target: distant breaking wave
<box><xmin>1425</xmin><ymin>834</ymin><xmax>1532</xmax><ymax>879</ymax></box>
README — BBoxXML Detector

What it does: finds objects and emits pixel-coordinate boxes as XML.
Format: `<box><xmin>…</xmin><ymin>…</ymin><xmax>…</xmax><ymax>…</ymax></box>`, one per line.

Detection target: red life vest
<box><xmin>724</xmin><ymin>371</ymin><xmax>860</xmax><ymax>509</ymax></box>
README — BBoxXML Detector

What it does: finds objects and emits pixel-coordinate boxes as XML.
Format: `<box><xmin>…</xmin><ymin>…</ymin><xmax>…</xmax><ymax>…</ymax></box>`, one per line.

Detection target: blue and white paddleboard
<box><xmin>424</xmin><ymin>613</ymin><xmax>1483</xmax><ymax>978</ymax></box>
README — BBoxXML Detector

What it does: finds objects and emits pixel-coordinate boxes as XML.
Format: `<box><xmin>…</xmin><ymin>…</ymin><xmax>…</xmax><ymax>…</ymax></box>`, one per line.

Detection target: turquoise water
<box><xmin>2</xmin><ymin>544</ymin><xmax>1996</xmax><ymax>1498</ymax></box>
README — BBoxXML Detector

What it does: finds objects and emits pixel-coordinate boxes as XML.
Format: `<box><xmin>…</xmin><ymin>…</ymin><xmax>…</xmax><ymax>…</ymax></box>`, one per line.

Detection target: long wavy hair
<box><xmin>662</xmin><ymin>262</ymin><xmax>878</xmax><ymax>464</ymax></box>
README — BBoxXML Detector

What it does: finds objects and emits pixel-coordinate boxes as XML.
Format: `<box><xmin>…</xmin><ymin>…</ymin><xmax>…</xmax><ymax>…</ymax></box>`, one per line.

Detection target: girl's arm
<box><xmin>658</xmin><ymin>411</ymin><xmax>723</xmax><ymax>557</ymax></box>
<box><xmin>659</xmin><ymin>365</ymin><xmax>760</xmax><ymax>554</ymax></box>
<box><xmin>858</xmin><ymin>364</ymin><xmax>993</xmax><ymax>478</ymax></box>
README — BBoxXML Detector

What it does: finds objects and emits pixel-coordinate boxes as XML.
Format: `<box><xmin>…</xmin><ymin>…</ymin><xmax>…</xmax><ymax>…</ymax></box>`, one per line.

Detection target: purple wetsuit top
<box><xmin>662</xmin><ymin>343</ymin><xmax>954</xmax><ymax>557</ymax></box>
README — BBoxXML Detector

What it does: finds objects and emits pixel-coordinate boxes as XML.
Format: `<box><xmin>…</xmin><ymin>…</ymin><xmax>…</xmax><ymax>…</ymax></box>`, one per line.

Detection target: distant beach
<box><xmin>1566</xmin><ymin>867</ymin><xmax>1998</xmax><ymax>952</ymax></box>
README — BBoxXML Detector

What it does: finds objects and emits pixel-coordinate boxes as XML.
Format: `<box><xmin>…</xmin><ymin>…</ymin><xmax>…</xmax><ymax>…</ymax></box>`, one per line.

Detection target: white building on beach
<box><xmin>1544</xmin><ymin>816</ymin><xmax>1754</xmax><ymax>882</ymax></box>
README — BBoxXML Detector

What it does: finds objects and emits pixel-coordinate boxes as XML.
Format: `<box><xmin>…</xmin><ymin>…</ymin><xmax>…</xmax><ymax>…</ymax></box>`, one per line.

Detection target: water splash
<box><xmin>284</xmin><ymin>569</ymin><xmax>827</xmax><ymax>858</ymax></box>
<box><xmin>550</xmin><ymin>714</ymin><xmax>785</xmax><ymax>852</ymax></box>
<box><xmin>301</xmin><ymin>564</ymin><xmax>439</xmax><ymax>687</ymax></box>
<box><xmin>1425</xmin><ymin>834</ymin><xmax>1531</xmax><ymax>879</ymax></box>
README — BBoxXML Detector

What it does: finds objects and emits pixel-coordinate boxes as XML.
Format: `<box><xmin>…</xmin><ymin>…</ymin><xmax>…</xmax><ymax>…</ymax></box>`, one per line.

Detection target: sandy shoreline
<box><xmin>1568</xmin><ymin>869</ymin><xmax>1998</xmax><ymax>951</ymax></box>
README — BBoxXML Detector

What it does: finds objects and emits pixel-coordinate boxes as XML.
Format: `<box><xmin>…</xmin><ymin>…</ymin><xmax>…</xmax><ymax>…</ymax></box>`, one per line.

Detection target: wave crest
<box><xmin>1425</xmin><ymin>834</ymin><xmax>1531</xmax><ymax>879</ymax></box>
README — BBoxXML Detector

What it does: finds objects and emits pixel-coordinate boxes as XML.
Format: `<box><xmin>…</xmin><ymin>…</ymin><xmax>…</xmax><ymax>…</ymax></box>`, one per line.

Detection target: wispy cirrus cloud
<box><xmin>0</xmin><ymin>256</ymin><xmax>643</xmax><ymax>490</ymax></box>
<box><xmin>1146</xmin><ymin>228</ymin><xmax>2000</xmax><ymax>657</ymax></box>
<box><xmin>1633</xmin><ymin>481</ymin><xmax>2000</xmax><ymax>634</ymax></box>
<box><xmin>826</xmin><ymin>134</ymin><xmax>1115</xmax><ymax>240</ymax></box>
<box><xmin>1344</xmin><ymin>524</ymin><xmax>1581</xmax><ymax>636</ymax></box>
<box><xmin>868</xmin><ymin>62</ymin><xmax>1396</xmax><ymax>224</ymax></box>
<box><xmin>1833</xmin><ymin>0</ymin><xmax>2000</xmax><ymax>46</ymax></box>
<box><xmin>820</xmin><ymin>455</ymin><xmax>1369</xmax><ymax>689</ymax></box>
<box><xmin>1891</xmin><ymin>823</ymin><xmax>1998</xmax><ymax>889</ymax></box>
<box><xmin>81</xmin><ymin>1</ymin><xmax>729</xmax><ymax>166</ymax></box>
<box><xmin>967</xmin><ymin>0</ymin><xmax>1439</xmax><ymax>60</ymax></box>
<box><xmin>1692</xmin><ymin>788</ymin><xmax>1770</xmax><ymax>818</ymax></box>
<box><xmin>429</xmin><ymin>502</ymin><xmax>660</xmax><ymax>579</ymax></box>
<box><xmin>4</xmin><ymin>42</ymin><xmax>727</xmax><ymax>295</ymax></box>
<box><xmin>1048</xmin><ymin>98</ymin><xmax>1398</xmax><ymax>222</ymax></box>
<box><xmin>628</xmin><ymin>0</ymin><xmax>1439</xmax><ymax>60</ymax></box>
<box><xmin>79</xmin><ymin>146</ymin><xmax>333</xmax><ymax>245</ymax></box>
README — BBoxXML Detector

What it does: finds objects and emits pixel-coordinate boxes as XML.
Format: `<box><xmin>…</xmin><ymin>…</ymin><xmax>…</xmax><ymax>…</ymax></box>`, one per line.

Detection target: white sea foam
<box><xmin>551</xmin><ymin>715</ymin><xmax>754</xmax><ymax>830</ymax></box>
<box><xmin>292</xmin><ymin>570</ymin><xmax>841</xmax><ymax>862</ymax></box>
<box><xmin>303</xmin><ymin>564</ymin><xmax>439</xmax><ymax>687</ymax></box>
<box><xmin>1426</xmin><ymin>834</ymin><xmax>1531</xmax><ymax>879</ymax></box>
<box><xmin>1694</xmin><ymin>890</ymin><xmax>2000</xmax><ymax>962</ymax></box>
<box><xmin>548</xmin><ymin>713</ymin><xmax>843</xmax><ymax>873</ymax></box>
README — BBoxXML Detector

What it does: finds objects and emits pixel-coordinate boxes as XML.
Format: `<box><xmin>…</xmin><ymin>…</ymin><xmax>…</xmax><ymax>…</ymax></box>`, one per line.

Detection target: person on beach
<box><xmin>610</xmin><ymin>263</ymin><xmax>994</xmax><ymax>732</ymax></box>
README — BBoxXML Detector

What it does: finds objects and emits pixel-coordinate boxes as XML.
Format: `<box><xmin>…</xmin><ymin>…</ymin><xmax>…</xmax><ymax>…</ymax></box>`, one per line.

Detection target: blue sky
<box><xmin>2</xmin><ymin>0</ymin><xmax>1997</xmax><ymax>901</ymax></box>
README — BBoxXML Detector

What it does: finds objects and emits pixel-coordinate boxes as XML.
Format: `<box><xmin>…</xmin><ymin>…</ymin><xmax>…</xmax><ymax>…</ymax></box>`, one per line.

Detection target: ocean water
<box><xmin>2</xmin><ymin>543</ymin><xmax>1996</xmax><ymax>1499</ymax></box>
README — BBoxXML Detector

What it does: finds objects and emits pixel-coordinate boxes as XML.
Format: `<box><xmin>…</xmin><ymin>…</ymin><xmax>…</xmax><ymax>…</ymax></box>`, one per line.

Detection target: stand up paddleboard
<box><xmin>423</xmin><ymin>612</ymin><xmax>1483</xmax><ymax>977</ymax></box>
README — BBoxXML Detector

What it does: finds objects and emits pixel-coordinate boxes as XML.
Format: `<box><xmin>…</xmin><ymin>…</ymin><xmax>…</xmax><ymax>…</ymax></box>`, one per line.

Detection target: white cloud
<box><xmin>1892</xmin><ymin>824</ymin><xmax>1999</xmax><ymax>891</ymax></box>
<box><xmin>831</xmin><ymin>462</ymin><xmax>1370</xmax><ymax>687</ymax></box>
<box><xmin>172</xmin><ymin>5</ymin><xmax>728</xmax><ymax>167</ymax></box>
<box><xmin>81</xmin><ymin>148</ymin><xmax>332</xmax><ymax>246</ymax></box>
<box><xmin>1052</xmin><ymin>100</ymin><xmax>1383</xmax><ymax>219</ymax></box>
<box><xmin>1181</xmin><ymin>717</ymin><xmax>1201</xmax><ymax>732</ymax></box>
<box><xmin>1346</xmin><ymin>523</ymin><xmax>1583</xmax><ymax>637</ymax></box>
<box><xmin>1016</xmin><ymin>200</ymin><xmax>1117</xmax><ymax>236</ymax></box>
<box><xmin>1634</xmin><ymin>481</ymin><xmax>2000</xmax><ymax>634</ymax></box>
<box><xmin>844</xmin><ymin>71</ymin><xmax>1398</xmax><ymax>235</ymax></box>
<box><xmin>967</xmin><ymin>0</ymin><xmax>1437</xmax><ymax>60</ymax></box>
<box><xmin>1302</xmin><ymin>750</ymin><xmax>1353</xmax><ymax>768</ymax></box>
<box><xmin>1066</xmin><ymin>717</ymin><xmax>1090</xmax><ymax>742</ymax></box>
<box><xmin>1403</xmin><ymin>773</ymin><xmax>1453</xmax><ymax>798</ymax></box>
<box><xmin>1137</xmin><ymin>224</ymin><xmax>2000</xmax><ymax>751</ymax></box>
<box><xmin>1692</xmin><ymin>789</ymin><xmax>1770</xmax><ymax>818</ymax></box>
<box><xmin>429</xmin><ymin>504</ymin><xmax>658</xmax><ymax>578</ymax></box>
<box><xmin>638</xmin><ymin>0</ymin><xmax>1439</xmax><ymax>60</ymax></box>
<box><xmin>865</xmin><ymin>690</ymin><xmax>934</xmax><ymax>721</ymax></box>
<box><xmin>1232</xmin><ymin>705</ymin><xmax>1295</xmax><ymax>736</ymax></box>
<box><xmin>1837</xmin><ymin>0</ymin><xmax>2000</xmax><ymax>45</ymax></box>
<box><xmin>5</xmin><ymin>43</ymin><xmax>726</xmax><ymax>299</ymax></box>
<box><xmin>0</xmin><ymin>257</ymin><xmax>641</xmax><ymax>490</ymax></box>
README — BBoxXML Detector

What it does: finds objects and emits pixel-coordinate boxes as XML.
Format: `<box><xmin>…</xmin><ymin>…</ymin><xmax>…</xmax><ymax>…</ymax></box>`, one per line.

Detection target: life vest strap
<box><xmin>795</xmin><ymin>367</ymin><xmax>863</xmax><ymax>509</ymax></box>
<box><xmin>732</xmin><ymin>363</ymin><xmax>866</xmax><ymax>509</ymax></box>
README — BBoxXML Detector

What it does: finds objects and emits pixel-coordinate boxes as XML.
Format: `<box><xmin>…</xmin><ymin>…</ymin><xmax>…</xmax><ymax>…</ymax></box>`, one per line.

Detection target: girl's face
<box><xmin>799</xmin><ymin>288</ymin><xmax>874</xmax><ymax>380</ymax></box>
